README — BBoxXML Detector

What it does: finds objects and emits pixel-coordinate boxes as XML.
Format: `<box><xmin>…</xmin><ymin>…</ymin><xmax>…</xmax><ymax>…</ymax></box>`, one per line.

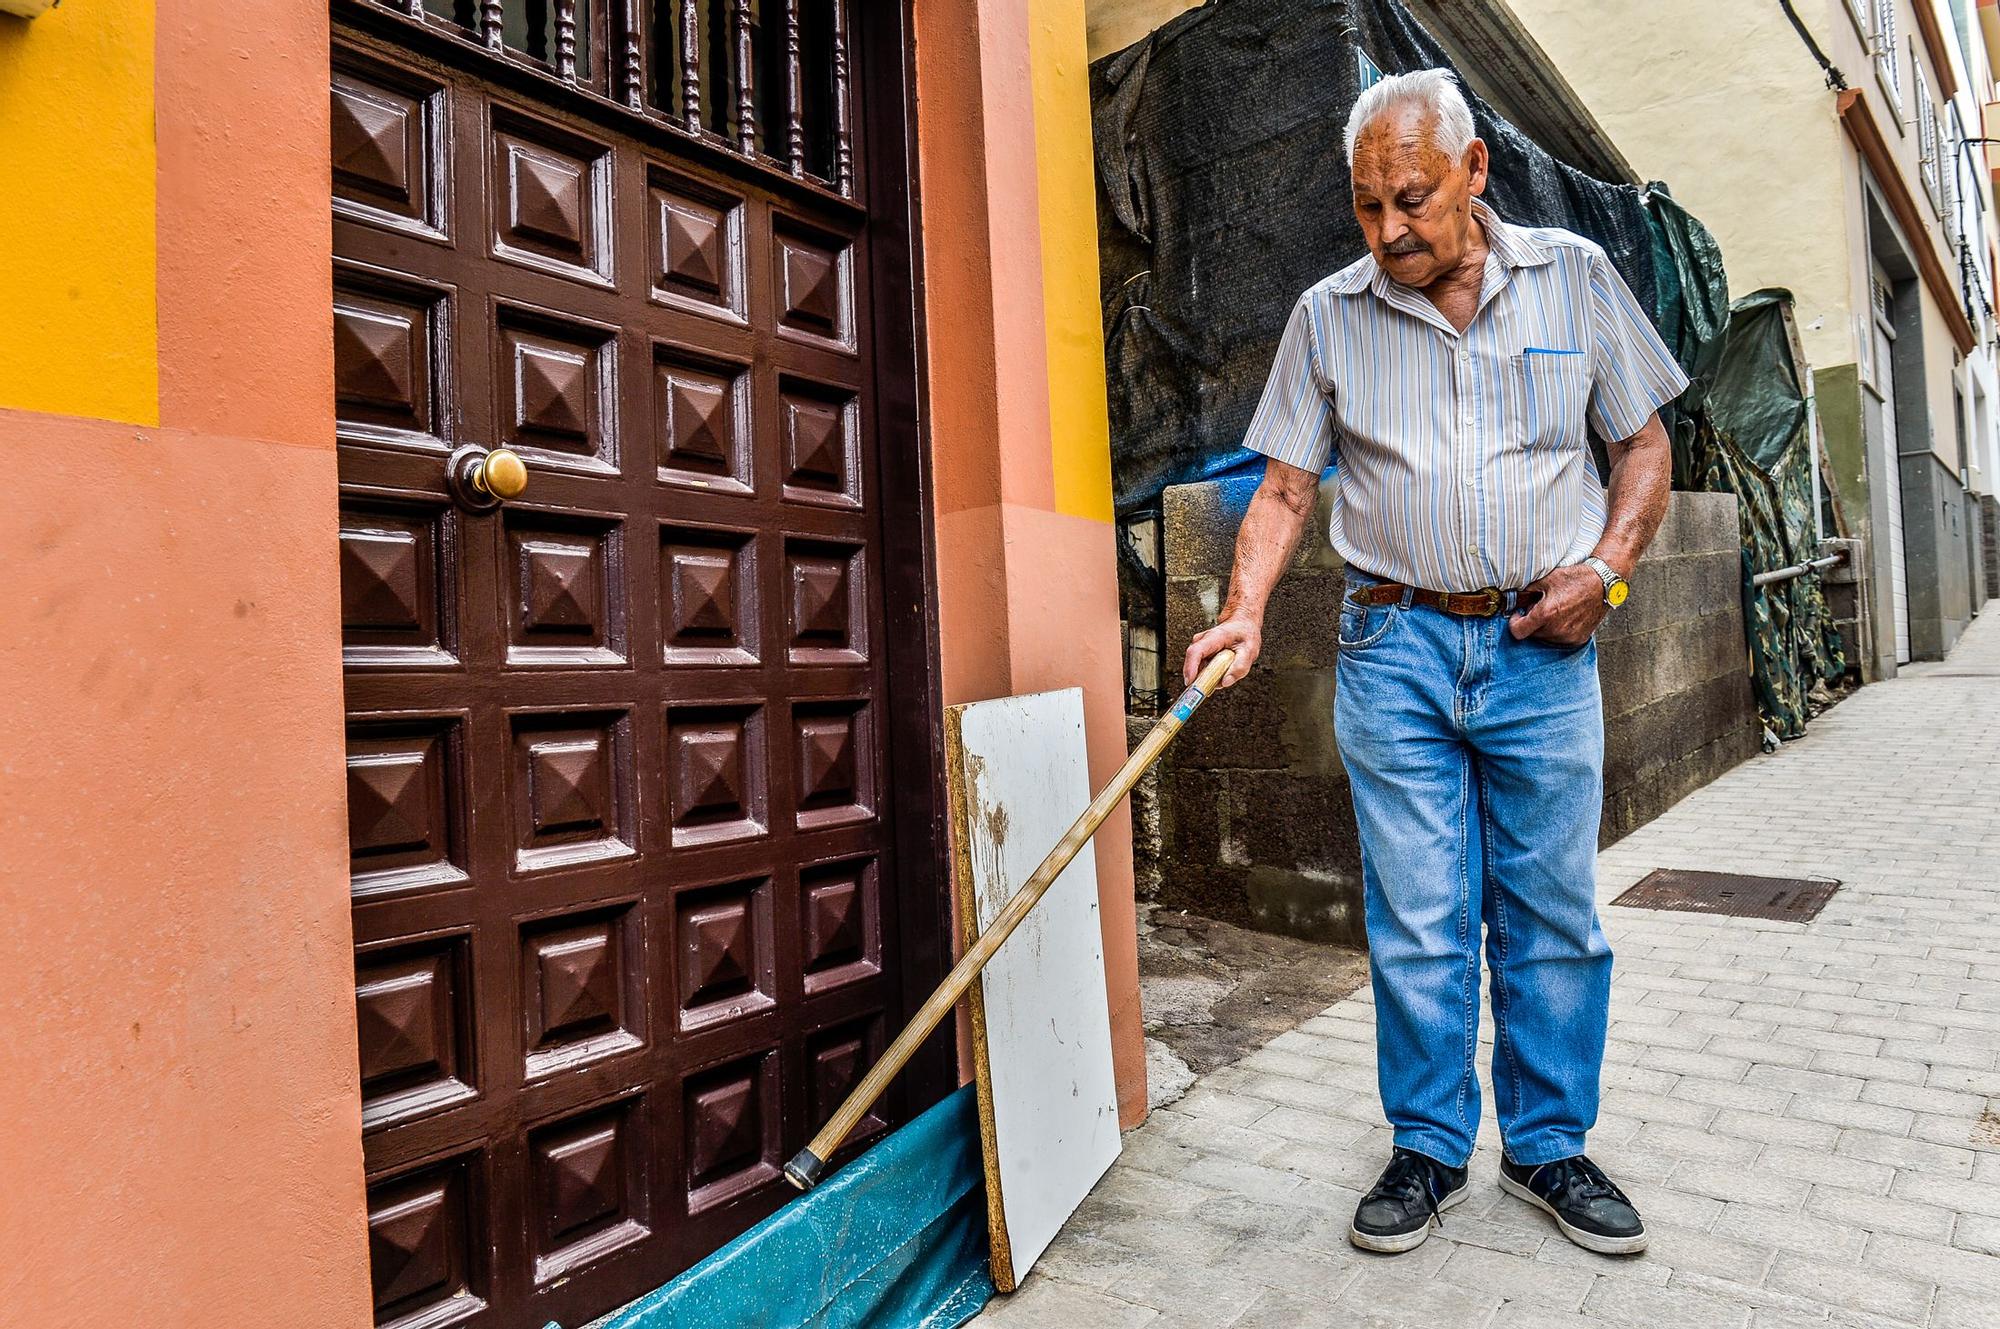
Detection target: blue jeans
<box><xmin>1333</xmin><ymin>568</ymin><xmax>1612</xmax><ymax>1169</ymax></box>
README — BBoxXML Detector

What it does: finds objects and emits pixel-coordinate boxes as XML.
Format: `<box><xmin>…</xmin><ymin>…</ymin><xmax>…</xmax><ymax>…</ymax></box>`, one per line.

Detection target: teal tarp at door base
<box><xmin>558</xmin><ymin>1086</ymin><xmax>995</xmax><ymax>1329</ymax></box>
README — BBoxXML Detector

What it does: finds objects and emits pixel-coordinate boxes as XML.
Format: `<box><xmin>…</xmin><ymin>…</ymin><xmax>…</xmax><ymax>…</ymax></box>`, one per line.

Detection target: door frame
<box><xmin>849</xmin><ymin>0</ymin><xmax>956</xmax><ymax>1120</ymax></box>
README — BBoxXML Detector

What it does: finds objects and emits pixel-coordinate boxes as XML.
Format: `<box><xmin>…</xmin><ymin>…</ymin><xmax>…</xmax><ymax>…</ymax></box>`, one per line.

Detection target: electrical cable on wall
<box><xmin>1778</xmin><ymin>0</ymin><xmax>1849</xmax><ymax>91</ymax></box>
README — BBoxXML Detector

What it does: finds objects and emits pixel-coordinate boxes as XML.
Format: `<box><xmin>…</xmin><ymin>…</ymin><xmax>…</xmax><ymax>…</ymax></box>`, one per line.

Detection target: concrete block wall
<box><xmin>1981</xmin><ymin>495</ymin><xmax>1999</xmax><ymax>610</ymax></box>
<box><xmin>1154</xmin><ymin>479</ymin><xmax>1757</xmax><ymax>945</ymax></box>
<box><xmin>1901</xmin><ymin>453</ymin><xmax>1976</xmax><ymax>660</ymax></box>
<box><xmin>1595</xmin><ymin>495</ymin><xmax>1762</xmax><ymax>840</ymax></box>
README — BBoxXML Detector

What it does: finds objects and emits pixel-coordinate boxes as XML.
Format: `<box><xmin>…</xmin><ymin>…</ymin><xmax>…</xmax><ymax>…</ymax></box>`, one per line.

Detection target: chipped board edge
<box><xmin>943</xmin><ymin>701</ymin><xmax>1017</xmax><ymax>1293</ymax></box>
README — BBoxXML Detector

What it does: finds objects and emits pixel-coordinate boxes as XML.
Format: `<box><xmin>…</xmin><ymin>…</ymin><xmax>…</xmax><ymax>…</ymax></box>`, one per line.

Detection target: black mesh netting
<box><xmin>1093</xmin><ymin>0</ymin><xmax>1659</xmax><ymax>516</ymax></box>
<box><xmin>1094</xmin><ymin>0</ymin><xmax>1848</xmax><ymax>737</ymax></box>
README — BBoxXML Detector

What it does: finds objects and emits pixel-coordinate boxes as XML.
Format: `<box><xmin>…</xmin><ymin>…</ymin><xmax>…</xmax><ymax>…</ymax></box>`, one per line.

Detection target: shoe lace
<box><xmin>1538</xmin><ymin>1154</ymin><xmax>1625</xmax><ymax>1207</ymax></box>
<box><xmin>1378</xmin><ymin>1149</ymin><xmax>1448</xmax><ymax>1229</ymax></box>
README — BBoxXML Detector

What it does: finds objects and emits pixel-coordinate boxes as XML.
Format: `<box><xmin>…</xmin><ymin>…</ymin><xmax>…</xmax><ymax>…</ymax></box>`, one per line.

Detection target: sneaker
<box><xmin>1499</xmin><ymin>1154</ymin><xmax>1648</xmax><ymax>1254</ymax></box>
<box><xmin>1347</xmin><ymin>1146</ymin><xmax>1470</xmax><ymax>1253</ymax></box>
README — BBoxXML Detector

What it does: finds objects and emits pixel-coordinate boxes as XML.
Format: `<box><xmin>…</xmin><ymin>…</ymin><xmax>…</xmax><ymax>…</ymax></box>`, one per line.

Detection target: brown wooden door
<box><xmin>329</xmin><ymin>4</ymin><xmax>944</xmax><ymax>1325</ymax></box>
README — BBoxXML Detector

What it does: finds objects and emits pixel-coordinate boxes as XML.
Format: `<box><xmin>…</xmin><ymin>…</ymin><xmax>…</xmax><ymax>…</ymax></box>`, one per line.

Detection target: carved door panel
<box><xmin>330</xmin><ymin>4</ymin><xmax>941</xmax><ymax>1325</ymax></box>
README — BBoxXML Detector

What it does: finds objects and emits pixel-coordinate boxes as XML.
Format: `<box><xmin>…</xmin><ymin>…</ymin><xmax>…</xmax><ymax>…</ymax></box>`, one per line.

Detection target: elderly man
<box><xmin>1184</xmin><ymin>68</ymin><xmax>1683</xmax><ymax>1256</ymax></box>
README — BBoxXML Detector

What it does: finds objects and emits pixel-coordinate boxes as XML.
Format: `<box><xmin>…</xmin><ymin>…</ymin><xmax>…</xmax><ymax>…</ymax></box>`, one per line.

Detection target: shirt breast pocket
<box><xmin>1510</xmin><ymin>350</ymin><xmax>1590</xmax><ymax>450</ymax></box>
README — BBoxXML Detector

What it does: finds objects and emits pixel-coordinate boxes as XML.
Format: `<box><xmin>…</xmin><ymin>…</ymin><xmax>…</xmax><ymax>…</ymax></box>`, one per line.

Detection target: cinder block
<box><xmin>1259</xmin><ymin>571</ymin><xmax>1341</xmax><ymax>671</ymax></box>
<box><xmin>1689</xmin><ymin>549</ymin><xmax>1746</xmax><ymax>619</ymax></box>
<box><xmin>1164</xmin><ymin>575</ymin><xmax>1222</xmax><ymax>660</ymax></box>
<box><xmin>1162</xmin><ymin>473</ymin><xmax>1346</xmax><ymax>579</ymax></box>
<box><xmin>1164</xmin><ymin>474</ymin><xmax>1261</xmax><ymax>578</ymax></box>
<box><xmin>1681</xmin><ymin>489</ymin><xmax>1744</xmax><ymax>553</ymax></box>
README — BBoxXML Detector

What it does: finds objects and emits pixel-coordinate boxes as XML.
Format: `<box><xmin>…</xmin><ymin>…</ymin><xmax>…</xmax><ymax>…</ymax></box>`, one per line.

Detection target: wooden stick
<box><xmin>785</xmin><ymin>648</ymin><xmax>1238</xmax><ymax>1190</ymax></box>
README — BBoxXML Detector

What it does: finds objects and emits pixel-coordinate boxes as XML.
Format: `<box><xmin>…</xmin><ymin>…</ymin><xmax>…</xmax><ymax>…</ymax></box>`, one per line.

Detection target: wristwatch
<box><xmin>1583</xmin><ymin>556</ymin><xmax>1630</xmax><ymax>609</ymax></box>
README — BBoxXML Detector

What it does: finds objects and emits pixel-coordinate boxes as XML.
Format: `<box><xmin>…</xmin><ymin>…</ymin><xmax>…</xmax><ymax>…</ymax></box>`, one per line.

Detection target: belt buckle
<box><xmin>1475</xmin><ymin>586</ymin><xmax>1503</xmax><ymax>616</ymax></box>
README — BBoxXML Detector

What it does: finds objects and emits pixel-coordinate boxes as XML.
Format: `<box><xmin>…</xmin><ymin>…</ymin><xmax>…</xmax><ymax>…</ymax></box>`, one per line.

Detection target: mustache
<box><xmin>1385</xmin><ymin>237</ymin><xmax>1430</xmax><ymax>256</ymax></box>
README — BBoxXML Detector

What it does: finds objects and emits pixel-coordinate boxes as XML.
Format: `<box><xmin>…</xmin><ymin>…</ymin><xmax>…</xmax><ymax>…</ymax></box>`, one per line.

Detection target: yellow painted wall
<box><xmin>0</xmin><ymin>1</ymin><xmax>158</xmax><ymax>425</ymax></box>
<box><xmin>1034</xmin><ymin>0</ymin><xmax>1117</xmax><ymax>521</ymax></box>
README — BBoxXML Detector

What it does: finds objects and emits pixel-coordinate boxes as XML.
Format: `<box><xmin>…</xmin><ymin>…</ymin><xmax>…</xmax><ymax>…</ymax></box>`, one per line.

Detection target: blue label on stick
<box><xmin>1169</xmin><ymin>683</ymin><xmax>1206</xmax><ymax>723</ymax></box>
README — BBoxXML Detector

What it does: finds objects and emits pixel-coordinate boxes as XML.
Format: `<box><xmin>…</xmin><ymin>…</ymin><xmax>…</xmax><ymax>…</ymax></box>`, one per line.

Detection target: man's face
<box><xmin>1349</xmin><ymin>105</ymin><xmax>1490</xmax><ymax>289</ymax></box>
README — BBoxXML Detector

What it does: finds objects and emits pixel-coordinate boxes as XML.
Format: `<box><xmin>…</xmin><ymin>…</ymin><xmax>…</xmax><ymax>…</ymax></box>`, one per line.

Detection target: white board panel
<box><xmin>946</xmin><ymin>688</ymin><xmax>1122</xmax><ymax>1292</ymax></box>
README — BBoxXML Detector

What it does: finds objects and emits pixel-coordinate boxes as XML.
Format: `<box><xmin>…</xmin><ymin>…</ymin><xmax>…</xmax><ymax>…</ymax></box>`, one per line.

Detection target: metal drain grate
<box><xmin>1610</xmin><ymin>869</ymin><xmax>1840</xmax><ymax>922</ymax></box>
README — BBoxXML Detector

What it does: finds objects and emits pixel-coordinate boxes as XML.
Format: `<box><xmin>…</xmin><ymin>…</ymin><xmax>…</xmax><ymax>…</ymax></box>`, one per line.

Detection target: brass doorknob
<box><xmin>474</xmin><ymin>448</ymin><xmax>529</xmax><ymax>499</ymax></box>
<box><xmin>447</xmin><ymin>444</ymin><xmax>529</xmax><ymax>511</ymax></box>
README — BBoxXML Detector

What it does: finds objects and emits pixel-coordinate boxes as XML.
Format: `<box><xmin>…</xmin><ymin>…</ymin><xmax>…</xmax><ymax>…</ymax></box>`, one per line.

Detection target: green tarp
<box><xmin>1651</xmin><ymin>186</ymin><xmax>1846</xmax><ymax>738</ymax></box>
<box><xmin>561</xmin><ymin>1087</ymin><xmax>994</xmax><ymax>1329</ymax></box>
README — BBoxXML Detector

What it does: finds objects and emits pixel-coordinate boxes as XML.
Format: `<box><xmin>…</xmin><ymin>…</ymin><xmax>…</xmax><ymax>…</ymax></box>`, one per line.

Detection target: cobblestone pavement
<box><xmin>974</xmin><ymin>614</ymin><xmax>2000</xmax><ymax>1329</ymax></box>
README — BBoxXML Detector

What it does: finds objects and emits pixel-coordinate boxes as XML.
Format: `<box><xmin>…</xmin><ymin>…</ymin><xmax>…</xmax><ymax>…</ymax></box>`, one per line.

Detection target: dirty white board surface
<box><xmin>945</xmin><ymin>687</ymin><xmax>1122</xmax><ymax>1293</ymax></box>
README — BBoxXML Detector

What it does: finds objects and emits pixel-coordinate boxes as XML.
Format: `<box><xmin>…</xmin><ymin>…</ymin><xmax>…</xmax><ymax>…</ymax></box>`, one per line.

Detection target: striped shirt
<box><xmin>1243</xmin><ymin>199</ymin><xmax>1688</xmax><ymax>593</ymax></box>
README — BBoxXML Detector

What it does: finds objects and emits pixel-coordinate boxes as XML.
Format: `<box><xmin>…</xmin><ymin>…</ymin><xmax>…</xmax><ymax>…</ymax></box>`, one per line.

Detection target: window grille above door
<box><xmin>350</xmin><ymin>0</ymin><xmax>854</xmax><ymax>194</ymax></box>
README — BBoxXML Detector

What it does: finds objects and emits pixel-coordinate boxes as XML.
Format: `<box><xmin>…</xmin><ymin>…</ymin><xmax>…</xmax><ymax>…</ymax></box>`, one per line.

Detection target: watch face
<box><xmin>1606</xmin><ymin>580</ymin><xmax>1630</xmax><ymax>608</ymax></box>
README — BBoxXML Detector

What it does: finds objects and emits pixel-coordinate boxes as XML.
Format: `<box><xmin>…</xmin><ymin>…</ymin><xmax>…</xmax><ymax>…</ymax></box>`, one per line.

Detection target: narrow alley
<box><xmin>978</xmin><ymin>615</ymin><xmax>2000</xmax><ymax>1329</ymax></box>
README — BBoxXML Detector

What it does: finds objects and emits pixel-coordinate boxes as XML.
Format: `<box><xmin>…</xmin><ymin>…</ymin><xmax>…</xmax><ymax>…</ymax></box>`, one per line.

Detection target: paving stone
<box><xmin>1784</xmin><ymin>1094</ymin><xmax>1918</xmax><ymax>1136</ymax></box>
<box><xmin>1088</xmin><ymin>1169</ymin><xmax>1226</xmax><ymax>1217</ymax></box>
<box><xmin>1032</xmin><ymin>1234</ymin><xmax>1156</xmax><ymax>1291</ymax></box>
<box><xmin>1744</xmin><ymin>1065</ymin><xmax>1868</xmax><ymax>1100</ymax></box>
<box><xmin>1640</xmin><ymin>1222</ymin><xmax>1778</xmax><ymax>1285</ymax></box>
<box><xmin>1862</xmin><ymin>1231</ymin><xmax>2000</xmax><ymax>1296</ymax></box>
<box><xmin>1952</xmin><ymin>1213</ymin><xmax>2000</xmax><ymax>1257</ymax></box>
<box><xmin>1179</xmin><ymin>1192</ymin><xmax>1319</xmax><ymax>1244</ymax></box>
<box><xmin>1858</xmin><ymin>1081</ymin><xmax>1992</xmax><ymax>1118</ymax></box>
<box><xmin>1171</xmin><ymin>1086</ymin><xmax>1277</xmax><ymax>1128</ymax></box>
<box><xmin>1665</xmin><ymin>1160</ymin><xmax>1812</xmax><ymax>1209</ymax></box>
<box><xmin>1224</xmin><ymin>1286</ymin><xmax>1360</xmax><ymax>1328</ymax></box>
<box><xmin>1335</xmin><ymin>1263</ymin><xmax>1506</xmax><ymax>1328</ymax></box>
<box><xmin>1709</xmin><ymin>1201</ymin><xmax>1868</xmax><ymax>1262</ymax></box>
<box><xmin>1754</xmin><ymin>1144</ymin><xmax>1895</xmax><ymax>1195</ymax></box>
<box><xmin>1887</xmin><ymin>1171</ymin><xmax>2000</xmax><ymax>1220</ymax></box>
<box><xmin>1763</xmin><ymin>1252</ymin><xmax>1935</xmax><ymax>1324</ymax></box>
<box><xmin>1435</xmin><ymin>1243</ymin><xmax>1595</xmax><ymax>1310</ymax></box>
<box><xmin>1428</xmin><ymin>1211</ymin><xmax>1548</xmax><ymax>1257</ymax></box>
<box><xmin>979</xmin><ymin>1278</ymin><xmax>1160</xmax><ymax>1327</ymax></box>
<box><xmin>1486</xmin><ymin>1306</ymin><xmax>1604</xmax><ymax>1329</ymax></box>
<box><xmin>1210</xmin><ymin>1233</ymin><xmax>1366</xmax><ymax>1293</ymax></box>
<box><xmin>1933</xmin><ymin>1287</ymin><xmax>2000</xmax><ymax>1329</ymax></box>
<box><xmin>1178</xmin><ymin>1153</ymin><xmax>1306</xmax><ymax>1198</ymax></box>
<box><xmin>1581</xmin><ymin>1275</ymin><xmax>1755</xmax><ymax>1329</ymax></box>
<box><xmin>1104</xmin><ymin>1259</ymin><xmax>1263</xmax><ymax>1323</ymax></box>
<box><xmin>1707</xmin><ymin>1108</ymin><xmax>1839</xmax><ymax>1151</ymax></box>
<box><xmin>1631</xmin><ymin>1120</ymin><xmax>1764</xmax><ymax>1164</ymax></box>
<box><xmin>1817</xmin><ymin>1048</ymin><xmax>1937</xmax><ymax>1084</ymax></box>
<box><xmin>1834</xmin><ymin>1128</ymin><xmax>1977</xmax><ymax>1177</ymax></box>
<box><xmin>1802</xmin><ymin>1186</ymin><xmax>1958</xmax><ymax>1242</ymax></box>
<box><xmin>1670</xmin><ymin>1076</ymin><xmax>1795</xmax><ymax>1114</ymax></box>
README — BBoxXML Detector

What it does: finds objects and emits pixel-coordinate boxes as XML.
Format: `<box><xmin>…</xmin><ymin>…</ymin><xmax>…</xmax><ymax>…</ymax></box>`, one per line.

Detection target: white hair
<box><xmin>1344</xmin><ymin>68</ymin><xmax>1476</xmax><ymax>166</ymax></box>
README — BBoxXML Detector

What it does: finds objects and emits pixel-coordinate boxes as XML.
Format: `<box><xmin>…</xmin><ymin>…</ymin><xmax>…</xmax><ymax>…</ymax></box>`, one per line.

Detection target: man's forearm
<box><xmin>1222</xmin><ymin>465</ymin><xmax>1319</xmax><ymax>621</ymax></box>
<box><xmin>1592</xmin><ymin>413</ymin><xmax>1673</xmax><ymax>579</ymax></box>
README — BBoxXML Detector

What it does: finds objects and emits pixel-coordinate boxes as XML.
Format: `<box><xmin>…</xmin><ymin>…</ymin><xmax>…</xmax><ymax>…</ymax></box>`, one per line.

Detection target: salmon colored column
<box><xmin>0</xmin><ymin>1</ymin><xmax>373</xmax><ymax>1326</ymax></box>
<box><xmin>914</xmin><ymin>0</ymin><xmax>1148</xmax><ymax>1125</ymax></box>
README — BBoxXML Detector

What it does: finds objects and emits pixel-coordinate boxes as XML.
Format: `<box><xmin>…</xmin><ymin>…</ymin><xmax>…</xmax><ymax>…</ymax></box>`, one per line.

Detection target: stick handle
<box><xmin>784</xmin><ymin>648</ymin><xmax>1238</xmax><ymax>1189</ymax></box>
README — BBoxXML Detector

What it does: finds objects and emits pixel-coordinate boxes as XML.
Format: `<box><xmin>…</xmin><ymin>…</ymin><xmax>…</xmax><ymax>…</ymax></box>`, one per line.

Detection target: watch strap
<box><xmin>1583</xmin><ymin>556</ymin><xmax>1625</xmax><ymax>605</ymax></box>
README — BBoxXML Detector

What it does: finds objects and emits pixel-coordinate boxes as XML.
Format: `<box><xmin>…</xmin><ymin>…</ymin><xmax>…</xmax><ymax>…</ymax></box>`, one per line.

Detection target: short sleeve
<box><xmin>1243</xmin><ymin>297</ymin><xmax>1338</xmax><ymax>473</ymax></box>
<box><xmin>1585</xmin><ymin>250</ymin><xmax>1690</xmax><ymax>442</ymax></box>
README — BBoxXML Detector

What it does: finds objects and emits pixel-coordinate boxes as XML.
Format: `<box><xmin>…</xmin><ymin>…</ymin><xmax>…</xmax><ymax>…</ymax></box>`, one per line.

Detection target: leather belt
<box><xmin>1348</xmin><ymin>581</ymin><xmax>1532</xmax><ymax>617</ymax></box>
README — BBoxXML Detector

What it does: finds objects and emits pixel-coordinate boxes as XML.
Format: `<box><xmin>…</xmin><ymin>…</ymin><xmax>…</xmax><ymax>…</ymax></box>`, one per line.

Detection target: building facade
<box><xmin>1509</xmin><ymin>0</ymin><xmax>2000</xmax><ymax>673</ymax></box>
<box><xmin>0</xmin><ymin>2</ymin><xmax>1137</xmax><ymax>1327</ymax></box>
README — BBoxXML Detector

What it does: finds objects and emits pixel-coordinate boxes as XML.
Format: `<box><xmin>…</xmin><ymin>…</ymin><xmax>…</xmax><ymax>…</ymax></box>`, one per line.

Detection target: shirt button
<box><xmin>1465</xmin><ymin>544</ymin><xmax>1478</xmax><ymax>556</ymax></box>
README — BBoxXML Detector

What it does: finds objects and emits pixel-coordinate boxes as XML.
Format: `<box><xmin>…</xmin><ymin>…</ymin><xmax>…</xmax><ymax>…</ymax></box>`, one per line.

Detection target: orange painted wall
<box><xmin>0</xmin><ymin>1</ymin><xmax>373</xmax><ymax>1326</ymax></box>
<box><xmin>0</xmin><ymin>3</ymin><xmax>1137</xmax><ymax>1326</ymax></box>
<box><xmin>913</xmin><ymin>0</ymin><xmax>1146</xmax><ymax>1126</ymax></box>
